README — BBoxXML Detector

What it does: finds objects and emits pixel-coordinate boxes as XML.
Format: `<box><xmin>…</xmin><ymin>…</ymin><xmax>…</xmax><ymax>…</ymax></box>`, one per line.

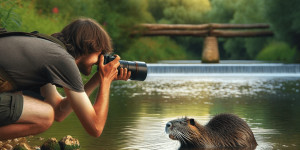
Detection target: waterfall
<box><xmin>147</xmin><ymin>63</ymin><xmax>300</xmax><ymax>77</ymax></box>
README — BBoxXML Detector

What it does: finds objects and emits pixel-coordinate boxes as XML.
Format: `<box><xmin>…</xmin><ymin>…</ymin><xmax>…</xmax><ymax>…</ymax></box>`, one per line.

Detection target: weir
<box><xmin>147</xmin><ymin>62</ymin><xmax>300</xmax><ymax>76</ymax></box>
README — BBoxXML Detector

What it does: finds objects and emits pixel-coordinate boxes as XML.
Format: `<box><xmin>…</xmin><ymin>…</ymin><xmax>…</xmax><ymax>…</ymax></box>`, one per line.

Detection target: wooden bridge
<box><xmin>131</xmin><ymin>24</ymin><xmax>273</xmax><ymax>63</ymax></box>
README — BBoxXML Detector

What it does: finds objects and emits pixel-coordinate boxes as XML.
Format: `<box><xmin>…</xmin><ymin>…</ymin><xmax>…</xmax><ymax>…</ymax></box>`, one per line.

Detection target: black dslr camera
<box><xmin>103</xmin><ymin>55</ymin><xmax>147</xmax><ymax>81</ymax></box>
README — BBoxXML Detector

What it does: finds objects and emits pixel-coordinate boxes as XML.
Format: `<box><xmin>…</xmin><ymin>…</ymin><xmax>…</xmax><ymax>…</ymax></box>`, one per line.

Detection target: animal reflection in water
<box><xmin>165</xmin><ymin>113</ymin><xmax>257</xmax><ymax>149</ymax></box>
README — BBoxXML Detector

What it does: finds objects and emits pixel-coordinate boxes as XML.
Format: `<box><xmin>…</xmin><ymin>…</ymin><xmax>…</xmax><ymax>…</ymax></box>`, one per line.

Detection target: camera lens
<box><xmin>103</xmin><ymin>55</ymin><xmax>147</xmax><ymax>81</ymax></box>
<box><xmin>119</xmin><ymin>60</ymin><xmax>147</xmax><ymax>81</ymax></box>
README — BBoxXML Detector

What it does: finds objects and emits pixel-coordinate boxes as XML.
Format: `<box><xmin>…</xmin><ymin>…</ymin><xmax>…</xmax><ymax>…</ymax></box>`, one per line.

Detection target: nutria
<box><xmin>165</xmin><ymin>113</ymin><xmax>257</xmax><ymax>149</ymax></box>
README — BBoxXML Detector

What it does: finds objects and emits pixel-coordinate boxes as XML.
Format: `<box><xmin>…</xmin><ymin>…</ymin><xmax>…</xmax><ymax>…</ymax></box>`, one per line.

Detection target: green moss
<box><xmin>59</xmin><ymin>135</ymin><xmax>80</xmax><ymax>150</ymax></box>
<box><xmin>41</xmin><ymin>138</ymin><xmax>61</xmax><ymax>150</ymax></box>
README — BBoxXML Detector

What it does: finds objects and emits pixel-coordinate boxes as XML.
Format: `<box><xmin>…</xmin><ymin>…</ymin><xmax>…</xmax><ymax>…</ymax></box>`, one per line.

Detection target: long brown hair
<box><xmin>52</xmin><ymin>18</ymin><xmax>112</xmax><ymax>58</ymax></box>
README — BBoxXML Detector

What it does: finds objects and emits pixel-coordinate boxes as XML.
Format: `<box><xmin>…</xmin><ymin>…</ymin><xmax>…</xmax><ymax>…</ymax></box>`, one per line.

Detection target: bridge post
<box><xmin>202</xmin><ymin>36</ymin><xmax>219</xmax><ymax>63</ymax></box>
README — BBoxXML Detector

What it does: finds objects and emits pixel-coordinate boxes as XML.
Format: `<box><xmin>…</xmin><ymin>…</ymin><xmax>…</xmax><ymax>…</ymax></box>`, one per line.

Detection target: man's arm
<box><xmin>42</xmin><ymin>68</ymin><xmax>131</xmax><ymax>122</ymax></box>
<box><xmin>41</xmin><ymin>84</ymin><xmax>72</xmax><ymax>122</ymax></box>
<box><xmin>41</xmin><ymin>82</ymin><xmax>105</xmax><ymax>137</ymax></box>
<box><xmin>63</xmin><ymin>55</ymin><xmax>120</xmax><ymax>137</ymax></box>
<box><xmin>64</xmin><ymin>82</ymin><xmax>109</xmax><ymax>137</ymax></box>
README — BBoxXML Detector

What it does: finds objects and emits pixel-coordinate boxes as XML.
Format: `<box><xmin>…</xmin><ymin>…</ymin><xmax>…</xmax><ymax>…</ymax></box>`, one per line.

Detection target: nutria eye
<box><xmin>190</xmin><ymin>119</ymin><xmax>195</xmax><ymax>126</ymax></box>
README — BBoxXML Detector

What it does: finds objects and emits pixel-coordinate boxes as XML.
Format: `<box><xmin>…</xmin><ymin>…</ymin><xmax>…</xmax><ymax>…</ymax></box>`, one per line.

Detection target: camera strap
<box><xmin>0</xmin><ymin>28</ymin><xmax>66</xmax><ymax>50</ymax></box>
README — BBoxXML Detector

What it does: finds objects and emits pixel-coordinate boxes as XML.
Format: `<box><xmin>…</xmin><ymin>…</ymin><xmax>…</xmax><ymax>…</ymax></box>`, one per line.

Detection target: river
<box><xmin>32</xmin><ymin>73</ymin><xmax>300</xmax><ymax>150</ymax></box>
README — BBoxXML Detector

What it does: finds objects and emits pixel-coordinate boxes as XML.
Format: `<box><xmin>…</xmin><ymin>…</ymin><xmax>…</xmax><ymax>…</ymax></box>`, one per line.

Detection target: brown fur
<box><xmin>165</xmin><ymin>113</ymin><xmax>257</xmax><ymax>149</ymax></box>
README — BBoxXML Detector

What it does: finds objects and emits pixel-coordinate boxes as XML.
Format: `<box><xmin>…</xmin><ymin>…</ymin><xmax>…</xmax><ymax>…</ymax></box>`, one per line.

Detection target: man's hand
<box><xmin>114</xmin><ymin>68</ymin><xmax>131</xmax><ymax>81</ymax></box>
<box><xmin>98</xmin><ymin>54</ymin><xmax>120</xmax><ymax>83</ymax></box>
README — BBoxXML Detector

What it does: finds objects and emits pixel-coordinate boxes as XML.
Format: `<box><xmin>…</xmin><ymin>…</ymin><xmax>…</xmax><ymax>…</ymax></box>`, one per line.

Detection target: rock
<box><xmin>32</xmin><ymin>146</ymin><xmax>41</xmax><ymax>150</ymax></box>
<box><xmin>6</xmin><ymin>140</ymin><xmax>12</xmax><ymax>144</ymax></box>
<box><xmin>16</xmin><ymin>138</ymin><xmax>27</xmax><ymax>144</ymax></box>
<box><xmin>13</xmin><ymin>143</ymin><xmax>31</xmax><ymax>150</ymax></box>
<box><xmin>40</xmin><ymin>138</ymin><xmax>60</xmax><ymax>150</ymax></box>
<box><xmin>59</xmin><ymin>136</ymin><xmax>80</xmax><ymax>150</ymax></box>
<box><xmin>12</xmin><ymin>139</ymin><xmax>18</xmax><ymax>144</ymax></box>
<box><xmin>2</xmin><ymin>144</ymin><xmax>13</xmax><ymax>150</ymax></box>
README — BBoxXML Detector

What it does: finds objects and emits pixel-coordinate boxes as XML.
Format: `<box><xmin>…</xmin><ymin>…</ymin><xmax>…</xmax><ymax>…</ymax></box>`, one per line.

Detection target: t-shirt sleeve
<box><xmin>43</xmin><ymin>55</ymin><xmax>84</xmax><ymax>92</ymax></box>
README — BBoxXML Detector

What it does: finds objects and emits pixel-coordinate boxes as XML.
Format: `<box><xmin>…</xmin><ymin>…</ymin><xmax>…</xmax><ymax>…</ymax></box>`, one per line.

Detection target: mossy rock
<box><xmin>41</xmin><ymin>138</ymin><xmax>60</xmax><ymax>150</ymax></box>
<box><xmin>59</xmin><ymin>135</ymin><xmax>80</xmax><ymax>150</ymax></box>
<box><xmin>13</xmin><ymin>143</ymin><xmax>31</xmax><ymax>150</ymax></box>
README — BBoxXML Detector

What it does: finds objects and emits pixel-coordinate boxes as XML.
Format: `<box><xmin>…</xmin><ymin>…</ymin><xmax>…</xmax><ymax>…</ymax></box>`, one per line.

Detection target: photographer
<box><xmin>0</xmin><ymin>18</ymin><xmax>131</xmax><ymax>140</ymax></box>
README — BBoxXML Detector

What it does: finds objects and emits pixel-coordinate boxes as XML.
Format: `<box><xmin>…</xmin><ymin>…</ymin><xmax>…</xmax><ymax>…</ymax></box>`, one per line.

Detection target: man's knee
<box><xmin>20</xmin><ymin>96</ymin><xmax>55</xmax><ymax>131</ymax></box>
<box><xmin>37</xmin><ymin>104</ymin><xmax>54</xmax><ymax>131</ymax></box>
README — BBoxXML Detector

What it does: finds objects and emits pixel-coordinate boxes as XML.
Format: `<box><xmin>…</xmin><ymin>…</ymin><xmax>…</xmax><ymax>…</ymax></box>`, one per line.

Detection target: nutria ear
<box><xmin>190</xmin><ymin>118</ymin><xmax>195</xmax><ymax>126</ymax></box>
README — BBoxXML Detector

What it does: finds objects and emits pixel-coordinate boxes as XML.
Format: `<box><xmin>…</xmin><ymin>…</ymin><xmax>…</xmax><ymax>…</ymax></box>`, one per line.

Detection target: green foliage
<box><xmin>208</xmin><ymin>0</ymin><xmax>271</xmax><ymax>60</ymax></box>
<box><xmin>0</xmin><ymin>0</ymin><xmax>21</xmax><ymax>30</ymax></box>
<box><xmin>230</xmin><ymin>0</ymin><xmax>266</xmax><ymax>24</ymax></box>
<box><xmin>264</xmin><ymin>0</ymin><xmax>300</xmax><ymax>50</ymax></box>
<box><xmin>99</xmin><ymin>0</ymin><xmax>155</xmax><ymax>53</ymax></box>
<box><xmin>229</xmin><ymin>0</ymin><xmax>269</xmax><ymax>59</ymax></box>
<box><xmin>13</xmin><ymin>2</ymin><xmax>68</xmax><ymax>34</ymax></box>
<box><xmin>208</xmin><ymin>0</ymin><xmax>238</xmax><ymax>23</ymax></box>
<box><xmin>173</xmin><ymin>37</ymin><xmax>204</xmax><ymax>57</ymax></box>
<box><xmin>35</xmin><ymin>0</ymin><xmax>101</xmax><ymax>20</ymax></box>
<box><xmin>256</xmin><ymin>41</ymin><xmax>297</xmax><ymax>63</ymax></box>
<box><xmin>121</xmin><ymin>37</ymin><xmax>190</xmax><ymax>62</ymax></box>
<box><xmin>148</xmin><ymin>0</ymin><xmax>211</xmax><ymax>24</ymax></box>
<box><xmin>224</xmin><ymin>38</ymin><xmax>248</xmax><ymax>60</ymax></box>
<box><xmin>0</xmin><ymin>0</ymin><xmax>68</xmax><ymax>34</ymax></box>
<box><xmin>147</xmin><ymin>0</ymin><xmax>211</xmax><ymax>60</ymax></box>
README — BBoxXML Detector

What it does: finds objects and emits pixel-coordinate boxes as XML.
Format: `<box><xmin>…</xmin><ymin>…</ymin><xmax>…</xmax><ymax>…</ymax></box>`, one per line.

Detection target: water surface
<box><xmin>35</xmin><ymin>75</ymin><xmax>300</xmax><ymax>150</ymax></box>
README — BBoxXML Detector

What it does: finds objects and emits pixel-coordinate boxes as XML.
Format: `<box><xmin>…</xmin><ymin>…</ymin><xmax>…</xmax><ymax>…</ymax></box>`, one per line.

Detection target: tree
<box><xmin>228</xmin><ymin>0</ymin><xmax>270</xmax><ymax>59</ymax></box>
<box><xmin>264</xmin><ymin>0</ymin><xmax>300</xmax><ymax>51</ymax></box>
<box><xmin>97</xmin><ymin>0</ymin><xmax>155</xmax><ymax>54</ymax></box>
<box><xmin>148</xmin><ymin>0</ymin><xmax>211</xmax><ymax>24</ymax></box>
<box><xmin>208</xmin><ymin>0</ymin><xmax>271</xmax><ymax>60</ymax></box>
<box><xmin>147</xmin><ymin>0</ymin><xmax>211</xmax><ymax>59</ymax></box>
<box><xmin>208</xmin><ymin>0</ymin><xmax>238</xmax><ymax>23</ymax></box>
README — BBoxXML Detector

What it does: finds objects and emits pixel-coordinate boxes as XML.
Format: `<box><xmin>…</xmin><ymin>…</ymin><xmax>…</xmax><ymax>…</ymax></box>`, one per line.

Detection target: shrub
<box><xmin>0</xmin><ymin>0</ymin><xmax>21</xmax><ymax>30</ymax></box>
<box><xmin>256</xmin><ymin>41</ymin><xmax>298</xmax><ymax>63</ymax></box>
<box><xmin>13</xmin><ymin>2</ymin><xmax>68</xmax><ymax>34</ymax></box>
<box><xmin>121</xmin><ymin>37</ymin><xmax>190</xmax><ymax>63</ymax></box>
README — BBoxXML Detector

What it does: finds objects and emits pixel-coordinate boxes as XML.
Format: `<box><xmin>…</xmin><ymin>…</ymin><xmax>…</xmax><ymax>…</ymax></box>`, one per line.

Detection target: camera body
<box><xmin>103</xmin><ymin>55</ymin><xmax>147</xmax><ymax>81</ymax></box>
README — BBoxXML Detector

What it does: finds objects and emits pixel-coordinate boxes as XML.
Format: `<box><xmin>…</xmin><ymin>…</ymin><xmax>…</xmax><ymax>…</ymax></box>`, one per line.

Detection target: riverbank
<box><xmin>0</xmin><ymin>135</ymin><xmax>80</xmax><ymax>150</ymax></box>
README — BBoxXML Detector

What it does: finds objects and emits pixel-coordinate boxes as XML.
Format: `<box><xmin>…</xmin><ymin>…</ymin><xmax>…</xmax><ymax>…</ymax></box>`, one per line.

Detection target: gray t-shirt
<box><xmin>0</xmin><ymin>36</ymin><xmax>84</xmax><ymax>92</ymax></box>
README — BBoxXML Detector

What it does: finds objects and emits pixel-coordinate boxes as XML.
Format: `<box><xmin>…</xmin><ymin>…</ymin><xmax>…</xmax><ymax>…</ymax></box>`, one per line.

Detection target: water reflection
<box><xmin>37</xmin><ymin>76</ymin><xmax>300</xmax><ymax>150</ymax></box>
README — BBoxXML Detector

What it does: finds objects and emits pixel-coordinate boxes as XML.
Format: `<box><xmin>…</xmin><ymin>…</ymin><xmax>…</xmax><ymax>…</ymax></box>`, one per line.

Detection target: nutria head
<box><xmin>165</xmin><ymin>117</ymin><xmax>205</xmax><ymax>148</ymax></box>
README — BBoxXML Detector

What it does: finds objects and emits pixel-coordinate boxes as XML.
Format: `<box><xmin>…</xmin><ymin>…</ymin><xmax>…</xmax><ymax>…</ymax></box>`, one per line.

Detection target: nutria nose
<box><xmin>166</xmin><ymin>122</ymin><xmax>172</xmax><ymax>128</ymax></box>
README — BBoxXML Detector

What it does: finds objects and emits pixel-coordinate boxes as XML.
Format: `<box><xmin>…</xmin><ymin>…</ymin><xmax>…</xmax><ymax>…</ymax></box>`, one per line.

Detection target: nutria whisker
<box><xmin>177</xmin><ymin>131</ymin><xmax>191</xmax><ymax>143</ymax></box>
<box><xmin>174</xmin><ymin>131</ymin><xmax>186</xmax><ymax>144</ymax></box>
<box><xmin>177</xmin><ymin>131</ymin><xmax>192</xmax><ymax>145</ymax></box>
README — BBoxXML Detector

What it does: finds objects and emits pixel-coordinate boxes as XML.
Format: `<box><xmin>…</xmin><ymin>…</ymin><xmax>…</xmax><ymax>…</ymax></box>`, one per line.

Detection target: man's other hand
<box><xmin>115</xmin><ymin>68</ymin><xmax>131</xmax><ymax>81</ymax></box>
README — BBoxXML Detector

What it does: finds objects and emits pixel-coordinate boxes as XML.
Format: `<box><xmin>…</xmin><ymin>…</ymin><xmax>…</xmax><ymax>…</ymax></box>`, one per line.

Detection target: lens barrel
<box><xmin>103</xmin><ymin>55</ymin><xmax>147</xmax><ymax>81</ymax></box>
